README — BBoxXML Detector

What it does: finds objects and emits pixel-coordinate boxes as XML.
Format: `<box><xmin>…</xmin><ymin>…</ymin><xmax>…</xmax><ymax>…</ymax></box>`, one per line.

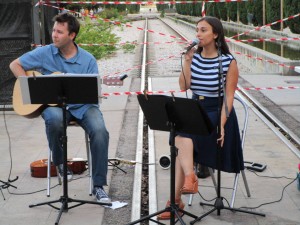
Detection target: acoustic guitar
<box><xmin>12</xmin><ymin>71</ymin><xmax>125</xmax><ymax>118</ymax></box>
<box><xmin>30</xmin><ymin>158</ymin><xmax>87</xmax><ymax>178</ymax></box>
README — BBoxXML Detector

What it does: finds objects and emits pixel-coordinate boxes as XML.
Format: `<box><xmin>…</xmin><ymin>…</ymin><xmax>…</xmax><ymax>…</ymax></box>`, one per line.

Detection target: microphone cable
<box><xmin>180</xmin><ymin>53</ymin><xmax>189</xmax><ymax>99</ymax></box>
<box><xmin>237</xmin><ymin>169</ymin><xmax>297</xmax><ymax>210</ymax></box>
<box><xmin>1</xmin><ymin>101</ymin><xmax>19</xmax><ymax>191</ymax></box>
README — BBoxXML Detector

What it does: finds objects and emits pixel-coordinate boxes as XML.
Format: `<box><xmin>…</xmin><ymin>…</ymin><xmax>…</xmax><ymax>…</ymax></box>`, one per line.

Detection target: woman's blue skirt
<box><xmin>176</xmin><ymin>96</ymin><xmax>244</xmax><ymax>173</ymax></box>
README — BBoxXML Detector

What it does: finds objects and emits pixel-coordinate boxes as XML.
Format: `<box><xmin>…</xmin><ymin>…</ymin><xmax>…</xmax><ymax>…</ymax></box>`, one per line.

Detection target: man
<box><xmin>9</xmin><ymin>13</ymin><xmax>111</xmax><ymax>204</ymax></box>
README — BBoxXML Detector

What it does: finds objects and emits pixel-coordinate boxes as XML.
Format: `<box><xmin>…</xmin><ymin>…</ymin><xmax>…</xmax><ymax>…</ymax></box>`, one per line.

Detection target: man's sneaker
<box><xmin>57</xmin><ymin>164</ymin><xmax>73</xmax><ymax>180</ymax></box>
<box><xmin>92</xmin><ymin>187</ymin><xmax>111</xmax><ymax>204</ymax></box>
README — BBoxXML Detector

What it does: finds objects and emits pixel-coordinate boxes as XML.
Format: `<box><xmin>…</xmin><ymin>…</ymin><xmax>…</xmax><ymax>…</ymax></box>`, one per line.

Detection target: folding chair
<box><xmin>188</xmin><ymin>95</ymin><xmax>251</xmax><ymax>208</ymax></box>
<box><xmin>46</xmin><ymin>121</ymin><xmax>93</xmax><ymax>197</ymax></box>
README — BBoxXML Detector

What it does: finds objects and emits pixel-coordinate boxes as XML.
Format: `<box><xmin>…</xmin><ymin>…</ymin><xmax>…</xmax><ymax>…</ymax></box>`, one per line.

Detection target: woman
<box><xmin>157</xmin><ymin>16</ymin><xmax>244</xmax><ymax>220</ymax></box>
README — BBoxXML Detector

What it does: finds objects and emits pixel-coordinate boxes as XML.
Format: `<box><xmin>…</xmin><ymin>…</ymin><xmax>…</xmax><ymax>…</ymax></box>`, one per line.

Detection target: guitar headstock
<box><xmin>102</xmin><ymin>74</ymin><xmax>127</xmax><ymax>86</ymax></box>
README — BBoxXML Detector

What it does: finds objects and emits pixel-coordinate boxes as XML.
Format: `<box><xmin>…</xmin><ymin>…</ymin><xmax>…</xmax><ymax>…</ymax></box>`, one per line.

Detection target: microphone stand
<box><xmin>191</xmin><ymin>44</ymin><xmax>265</xmax><ymax>224</ymax></box>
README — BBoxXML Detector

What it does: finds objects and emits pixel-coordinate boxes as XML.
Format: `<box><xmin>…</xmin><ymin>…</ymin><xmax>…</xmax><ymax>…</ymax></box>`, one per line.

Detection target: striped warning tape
<box><xmin>102</xmin><ymin>86</ymin><xmax>299</xmax><ymax>97</ymax></box>
<box><xmin>31</xmin><ymin>37</ymin><xmax>300</xmax><ymax>48</ymax></box>
<box><xmin>230</xmin><ymin>13</ymin><xmax>300</xmax><ymax>39</ymax></box>
<box><xmin>38</xmin><ymin>3</ymin><xmax>300</xmax><ymax>45</ymax></box>
<box><xmin>36</xmin><ymin>0</ymin><xmax>252</xmax><ymax>6</ymax></box>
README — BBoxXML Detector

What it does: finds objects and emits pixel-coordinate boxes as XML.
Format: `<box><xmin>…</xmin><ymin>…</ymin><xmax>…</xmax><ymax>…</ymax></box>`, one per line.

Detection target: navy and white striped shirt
<box><xmin>190</xmin><ymin>53</ymin><xmax>234</xmax><ymax>97</ymax></box>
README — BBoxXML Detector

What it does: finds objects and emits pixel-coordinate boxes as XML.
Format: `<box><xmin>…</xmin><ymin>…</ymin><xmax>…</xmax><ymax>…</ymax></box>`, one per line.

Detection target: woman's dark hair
<box><xmin>53</xmin><ymin>13</ymin><xmax>80</xmax><ymax>41</ymax></box>
<box><xmin>196</xmin><ymin>16</ymin><xmax>230</xmax><ymax>55</ymax></box>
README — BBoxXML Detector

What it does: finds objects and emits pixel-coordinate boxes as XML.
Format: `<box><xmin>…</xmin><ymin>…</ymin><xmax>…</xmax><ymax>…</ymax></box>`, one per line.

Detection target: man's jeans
<box><xmin>41</xmin><ymin>106</ymin><xmax>109</xmax><ymax>186</ymax></box>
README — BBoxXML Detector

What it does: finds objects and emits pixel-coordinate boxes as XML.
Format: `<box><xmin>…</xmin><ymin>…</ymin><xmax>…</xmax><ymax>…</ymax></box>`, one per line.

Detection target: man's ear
<box><xmin>70</xmin><ymin>32</ymin><xmax>76</xmax><ymax>41</ymax></box>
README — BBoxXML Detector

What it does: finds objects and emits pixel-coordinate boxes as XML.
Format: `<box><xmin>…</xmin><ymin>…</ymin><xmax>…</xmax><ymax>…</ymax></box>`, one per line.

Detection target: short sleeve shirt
<box><xmin>19</xmin><ymin>44</ymin><xmax>99</xmax><ymax>119</ymax></box>
<box><xmin>190</xmin><ymin>53</ymin><xmax>234</xmax><ymax>97</ymax></box>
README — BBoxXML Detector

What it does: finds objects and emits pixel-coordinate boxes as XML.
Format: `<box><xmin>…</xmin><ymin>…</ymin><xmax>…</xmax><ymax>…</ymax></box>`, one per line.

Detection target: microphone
<box><xmin>184</xmin><ymin>39</ymin><xmax>200</xmax><ymax>54</ymax></box>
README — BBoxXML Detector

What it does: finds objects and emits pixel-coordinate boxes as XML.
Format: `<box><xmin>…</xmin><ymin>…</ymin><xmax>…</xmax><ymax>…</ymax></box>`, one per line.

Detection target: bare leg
<box><xmin>175</xmin><ymin>156</ymin><xmax>184</xmax><ymax>200</ymax></box>
<box><xmin>176</xmin><ymin>136</ymin><xmax>194</xmax><ymax>176</ymax></box>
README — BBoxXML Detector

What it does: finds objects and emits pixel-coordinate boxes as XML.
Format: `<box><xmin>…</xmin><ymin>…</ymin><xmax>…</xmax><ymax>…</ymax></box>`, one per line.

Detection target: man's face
<box><xmin>52</xmin><ymin>22</ymin><xmax>75</xmax><ymax>49</ymax></box>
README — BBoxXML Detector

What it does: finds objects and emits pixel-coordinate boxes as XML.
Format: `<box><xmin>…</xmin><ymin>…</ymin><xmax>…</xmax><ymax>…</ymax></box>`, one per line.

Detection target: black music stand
<box><xmin>127</xmin><ymin>94</ymin><xmax>213</xmax><ymax>225</ymax></box>
<box><xmin>18</xmin><ymin>74</ymin><xmax>112</xmax><ymax>225</ymax></box>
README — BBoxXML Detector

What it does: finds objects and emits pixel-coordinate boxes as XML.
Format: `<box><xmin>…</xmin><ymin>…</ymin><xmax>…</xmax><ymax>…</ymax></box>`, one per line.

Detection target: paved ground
<box><xmin>1</xmin><ymin>72</ymin><xmax>299</xmax><ymax>225</ymax></box>
<box><xmin>150</xmin><ymin>74</ymin><xmax>300</xmax><ymax>225</ymax></box>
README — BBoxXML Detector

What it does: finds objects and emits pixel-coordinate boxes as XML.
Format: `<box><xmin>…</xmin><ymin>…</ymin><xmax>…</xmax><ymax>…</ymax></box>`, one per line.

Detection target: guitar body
<box><xmin>13</xmin><ymin>71</ymin><xmax>57</xmax><ymax>118</ymax></box>
<box><xmin>30</xmin><ymin>158</ymin><xmax>87</xmax><ymax>178</ymax></box>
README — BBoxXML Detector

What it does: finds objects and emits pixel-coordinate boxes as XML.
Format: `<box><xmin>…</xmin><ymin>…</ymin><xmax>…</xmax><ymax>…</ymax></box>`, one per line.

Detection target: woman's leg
<box><xmin>157</xmin><ymin>136</ymin><xmax>195</xmax><ymax>220</ymax></box>
<box><xmin>176</xmin><ymin>136</ymin><xmax>198</xmax><ymax>194</ymax></box>
<box><xmin>176</xmin><ymin>136</ymin><xmax>194</xmax><ymax>176</ymax></box>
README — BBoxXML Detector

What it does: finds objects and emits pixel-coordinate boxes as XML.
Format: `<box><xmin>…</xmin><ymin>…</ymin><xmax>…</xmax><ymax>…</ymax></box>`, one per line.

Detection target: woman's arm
<box><xmin>218</xmin><ymin>59</ymin><xmax>239</xmax><ymax>146</ymax></box>
<box><xmin>179</xmin><ymin>50</ymin><xmax>194</xmax><ymax>90</ymax></box>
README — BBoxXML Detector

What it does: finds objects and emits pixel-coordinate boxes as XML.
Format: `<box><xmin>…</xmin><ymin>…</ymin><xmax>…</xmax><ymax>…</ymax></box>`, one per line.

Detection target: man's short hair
<box><xmin>53</xmin><ymin>13</ymin><xmax>80</xmax><ymax>40</ymax></box>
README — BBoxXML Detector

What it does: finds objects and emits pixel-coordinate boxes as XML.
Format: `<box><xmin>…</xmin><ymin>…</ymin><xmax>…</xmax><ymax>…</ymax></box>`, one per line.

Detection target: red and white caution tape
<box><xmin>230</xmin><ymin>13</ymin><xmax>300</xmax><ymax>39</ymax></box>
<box><xmin>233</xmin><ymin>51</ymin><xmax>296</xmax><ymax>70</ymax></box>
<box><xmin>38</xmin><ymin>2</ymin><xmax>300</xmax><ymax>45</ymax></box>
<box><xmin>102</xmin><ymin>90</ymin><xmax>185</xmax><ymax>97</ymax></box>
<box><xmin>102</xmin><ymin>86</ymin><xmax>299</xmax><ymax>97</ymax></box>
<box><xmin>34</xmin><ymin>3</ymin><xmax>299</xmax><ymax>76</ymax></box>
<box><xmin>229</xmin><ymin>37</ymin><xmax>300</xmax><ymax>43</ymax></box>
<box><xmin>37</xmin><ymin>0</ymin><xmax>251</xmax><ymax>5</ymax></box>
<box><xmin>37</xmin><ymin>3</ymin><xmax>188</xmax><ymax>42</ymax></box>
<box><xmin>237</xmin><ymin>86</ymin><xmax>299</xmax><ymax>91</ymax></box>
<box><xmin>201</xmin><ymin>1</ymin><xmax>206</xmax><ymax>17</ymax></box>
<box><xmin>31</xmin><ymin>36</ymin><xmax>299</xmax><ymax>49</ymax></box>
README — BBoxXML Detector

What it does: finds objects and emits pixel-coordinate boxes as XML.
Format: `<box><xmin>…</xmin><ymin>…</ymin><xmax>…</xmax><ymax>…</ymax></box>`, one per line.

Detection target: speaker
<box><xmin>159</xmin><ymin>155</ymin><xmax>171</xmax><ymax>169</ymax></box>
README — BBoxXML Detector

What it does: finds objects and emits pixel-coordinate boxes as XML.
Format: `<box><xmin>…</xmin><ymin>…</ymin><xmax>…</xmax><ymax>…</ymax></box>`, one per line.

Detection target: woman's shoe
<box><xmin>180</xmin><ymin>173</ymin><xmax>198</xmax><ymax>194</ymax></box>
<box><xmin>157</xmin><ymin>199</ymin><xmax>185</xmax><ymax>220</ymax></box>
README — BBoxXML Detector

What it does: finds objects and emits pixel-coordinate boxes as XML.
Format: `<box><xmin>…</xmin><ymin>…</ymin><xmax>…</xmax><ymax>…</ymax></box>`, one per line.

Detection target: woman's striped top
<box><xmin>190</xmin><ymin>53</ymin><xmax>234</xmax><ymax>97</ymax></box>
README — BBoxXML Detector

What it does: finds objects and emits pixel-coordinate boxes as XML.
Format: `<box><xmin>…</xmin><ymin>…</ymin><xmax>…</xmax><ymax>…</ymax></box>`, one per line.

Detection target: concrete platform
<box><xmin>150</xmin><ymin>75</ymin><xmax>300</xmax><ymax>225</ymax></box>
<box><xmin>0</xmin><ymin>73</ymin><xmax>299</xmax><ymax>225</ymax></box>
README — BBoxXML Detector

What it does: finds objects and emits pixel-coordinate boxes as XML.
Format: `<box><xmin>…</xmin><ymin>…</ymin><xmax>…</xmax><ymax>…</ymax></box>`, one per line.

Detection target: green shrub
<box><xmin>77</xmin><ymin>17</ymin><xmax>121</xmax><ymax>59</ymax></box>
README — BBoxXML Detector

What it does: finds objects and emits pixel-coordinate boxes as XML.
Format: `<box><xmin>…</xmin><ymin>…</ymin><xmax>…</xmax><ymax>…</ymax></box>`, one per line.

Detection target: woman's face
<box><xmin>196</xmin><ymin>20</ymin><xmax>218</xmax><ymax>48</ymax></box>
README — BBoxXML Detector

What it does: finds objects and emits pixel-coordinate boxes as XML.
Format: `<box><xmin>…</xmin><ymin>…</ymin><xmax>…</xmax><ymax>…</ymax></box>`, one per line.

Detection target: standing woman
<box><xmin>157</xmin><ymin>16</ymin><xmax>244</xmax><ymax>220</ymax></box>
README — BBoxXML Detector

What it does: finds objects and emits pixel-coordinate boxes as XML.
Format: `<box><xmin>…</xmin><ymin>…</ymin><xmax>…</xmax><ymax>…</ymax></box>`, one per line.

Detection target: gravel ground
<box><xmin>100</xmin><ymin>20</ymin><xmax>145</xmax><ymax>225</ymax></box>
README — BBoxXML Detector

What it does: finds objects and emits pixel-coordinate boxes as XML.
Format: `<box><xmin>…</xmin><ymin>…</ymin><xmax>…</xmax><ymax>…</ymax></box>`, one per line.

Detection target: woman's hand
<box><xmin>217</xmin><ymin>125</ymin><xmax>225</xmax><ymax>147</ymax></box>
<box><xmin>184</xmin><ymin>48</ymin><xmax>195</xmax><ymax>61</ymax></box>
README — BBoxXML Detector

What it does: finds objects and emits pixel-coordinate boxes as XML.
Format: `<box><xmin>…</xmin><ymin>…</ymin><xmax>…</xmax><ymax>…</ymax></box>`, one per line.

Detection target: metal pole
<box><xmin>263</xmin><ymin>0</ymin><xmax>266</xmax><ymax>26</ymax></box>
<box><xmin>280</xmin><ymin>0</ymin><xmax>284</xmax><ymax>31</ymax></box>
<box><xmin>237</xmin><ymin>1</ymin><xmax>240</xmax><ymax>24</ymax></box>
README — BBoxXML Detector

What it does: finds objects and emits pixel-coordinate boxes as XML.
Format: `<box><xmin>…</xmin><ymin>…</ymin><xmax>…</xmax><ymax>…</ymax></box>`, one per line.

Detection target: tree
<box><xmin>266</xmin><ymin>0</ymin><xmax>281</xmax><ymax>30</ymax></box>
<box><xmin>284</xmin><ymin>0</ymin><xmax>300</xmax><ymax>33</ymax></box>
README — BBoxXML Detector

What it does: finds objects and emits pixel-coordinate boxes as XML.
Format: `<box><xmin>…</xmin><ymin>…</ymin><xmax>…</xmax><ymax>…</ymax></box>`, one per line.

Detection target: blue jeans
<box><xmin>41</xmin><ymin>106</ymin><xmax>109</xmax><ymax>186</ymax></box>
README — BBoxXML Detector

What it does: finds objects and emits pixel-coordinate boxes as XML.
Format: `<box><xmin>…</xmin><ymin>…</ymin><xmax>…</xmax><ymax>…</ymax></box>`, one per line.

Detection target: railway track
<box><xmin>105</xmin><ymin>16</ymin><xmax>300</xmax><ymax>224</ymax></box>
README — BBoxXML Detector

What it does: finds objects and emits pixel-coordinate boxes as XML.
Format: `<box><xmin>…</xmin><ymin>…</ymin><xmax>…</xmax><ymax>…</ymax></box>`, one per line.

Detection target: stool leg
<box><xmin>85</xmin><ymin>132</ymin><xmax>93</xmax><ymax>195</ymax></box>
<box><xmin>209</xmin><ymin>167</ymin><xmax>218</xmax><ymax>194</ymax></box>
<box><xmin>230</xmin><ymin>173</ymin><xmax>239</xmax><ymax>208</ymax></box>
<box><xmin>188</xmin><ymin>163</ymin><xmax>199</xmax><ymax>206</ymax></box>
<box><xmin>47</xmin><ymin>149</ymin><xmax>51</xmax><ymax>197</ymax></box>
<box><xmin>241</xmin><ymin>170</ymin><xmax>251</xmax><ymax>197</ymax></box>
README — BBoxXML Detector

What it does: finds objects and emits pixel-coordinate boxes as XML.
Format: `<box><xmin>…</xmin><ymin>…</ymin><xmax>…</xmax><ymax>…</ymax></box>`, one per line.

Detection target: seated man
<box><xmin>9</xmin><ymin>13</ymin><xmax>111</xmax><ymax>204</ymax></box>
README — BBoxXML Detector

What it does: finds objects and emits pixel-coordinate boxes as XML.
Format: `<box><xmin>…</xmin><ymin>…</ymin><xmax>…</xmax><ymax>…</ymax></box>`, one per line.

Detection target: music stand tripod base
<box><xmin>190</xmin><ymin>197</ymin><xmax>265</xmax><ymax>224</ymax></box>
<box><xmin>127</xmin><ymin>94</ymin><xmax>213</xmax><ymax>225</ymax></box>
<box><xmin>190</xmin><ymin>61</ymin><xmax>265</xmax><ymax>224</ymax></box>
<box><xmin>19</xmin><ymin>75</ymin><xmax>111</xmax><ymax>225</ymax></box>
